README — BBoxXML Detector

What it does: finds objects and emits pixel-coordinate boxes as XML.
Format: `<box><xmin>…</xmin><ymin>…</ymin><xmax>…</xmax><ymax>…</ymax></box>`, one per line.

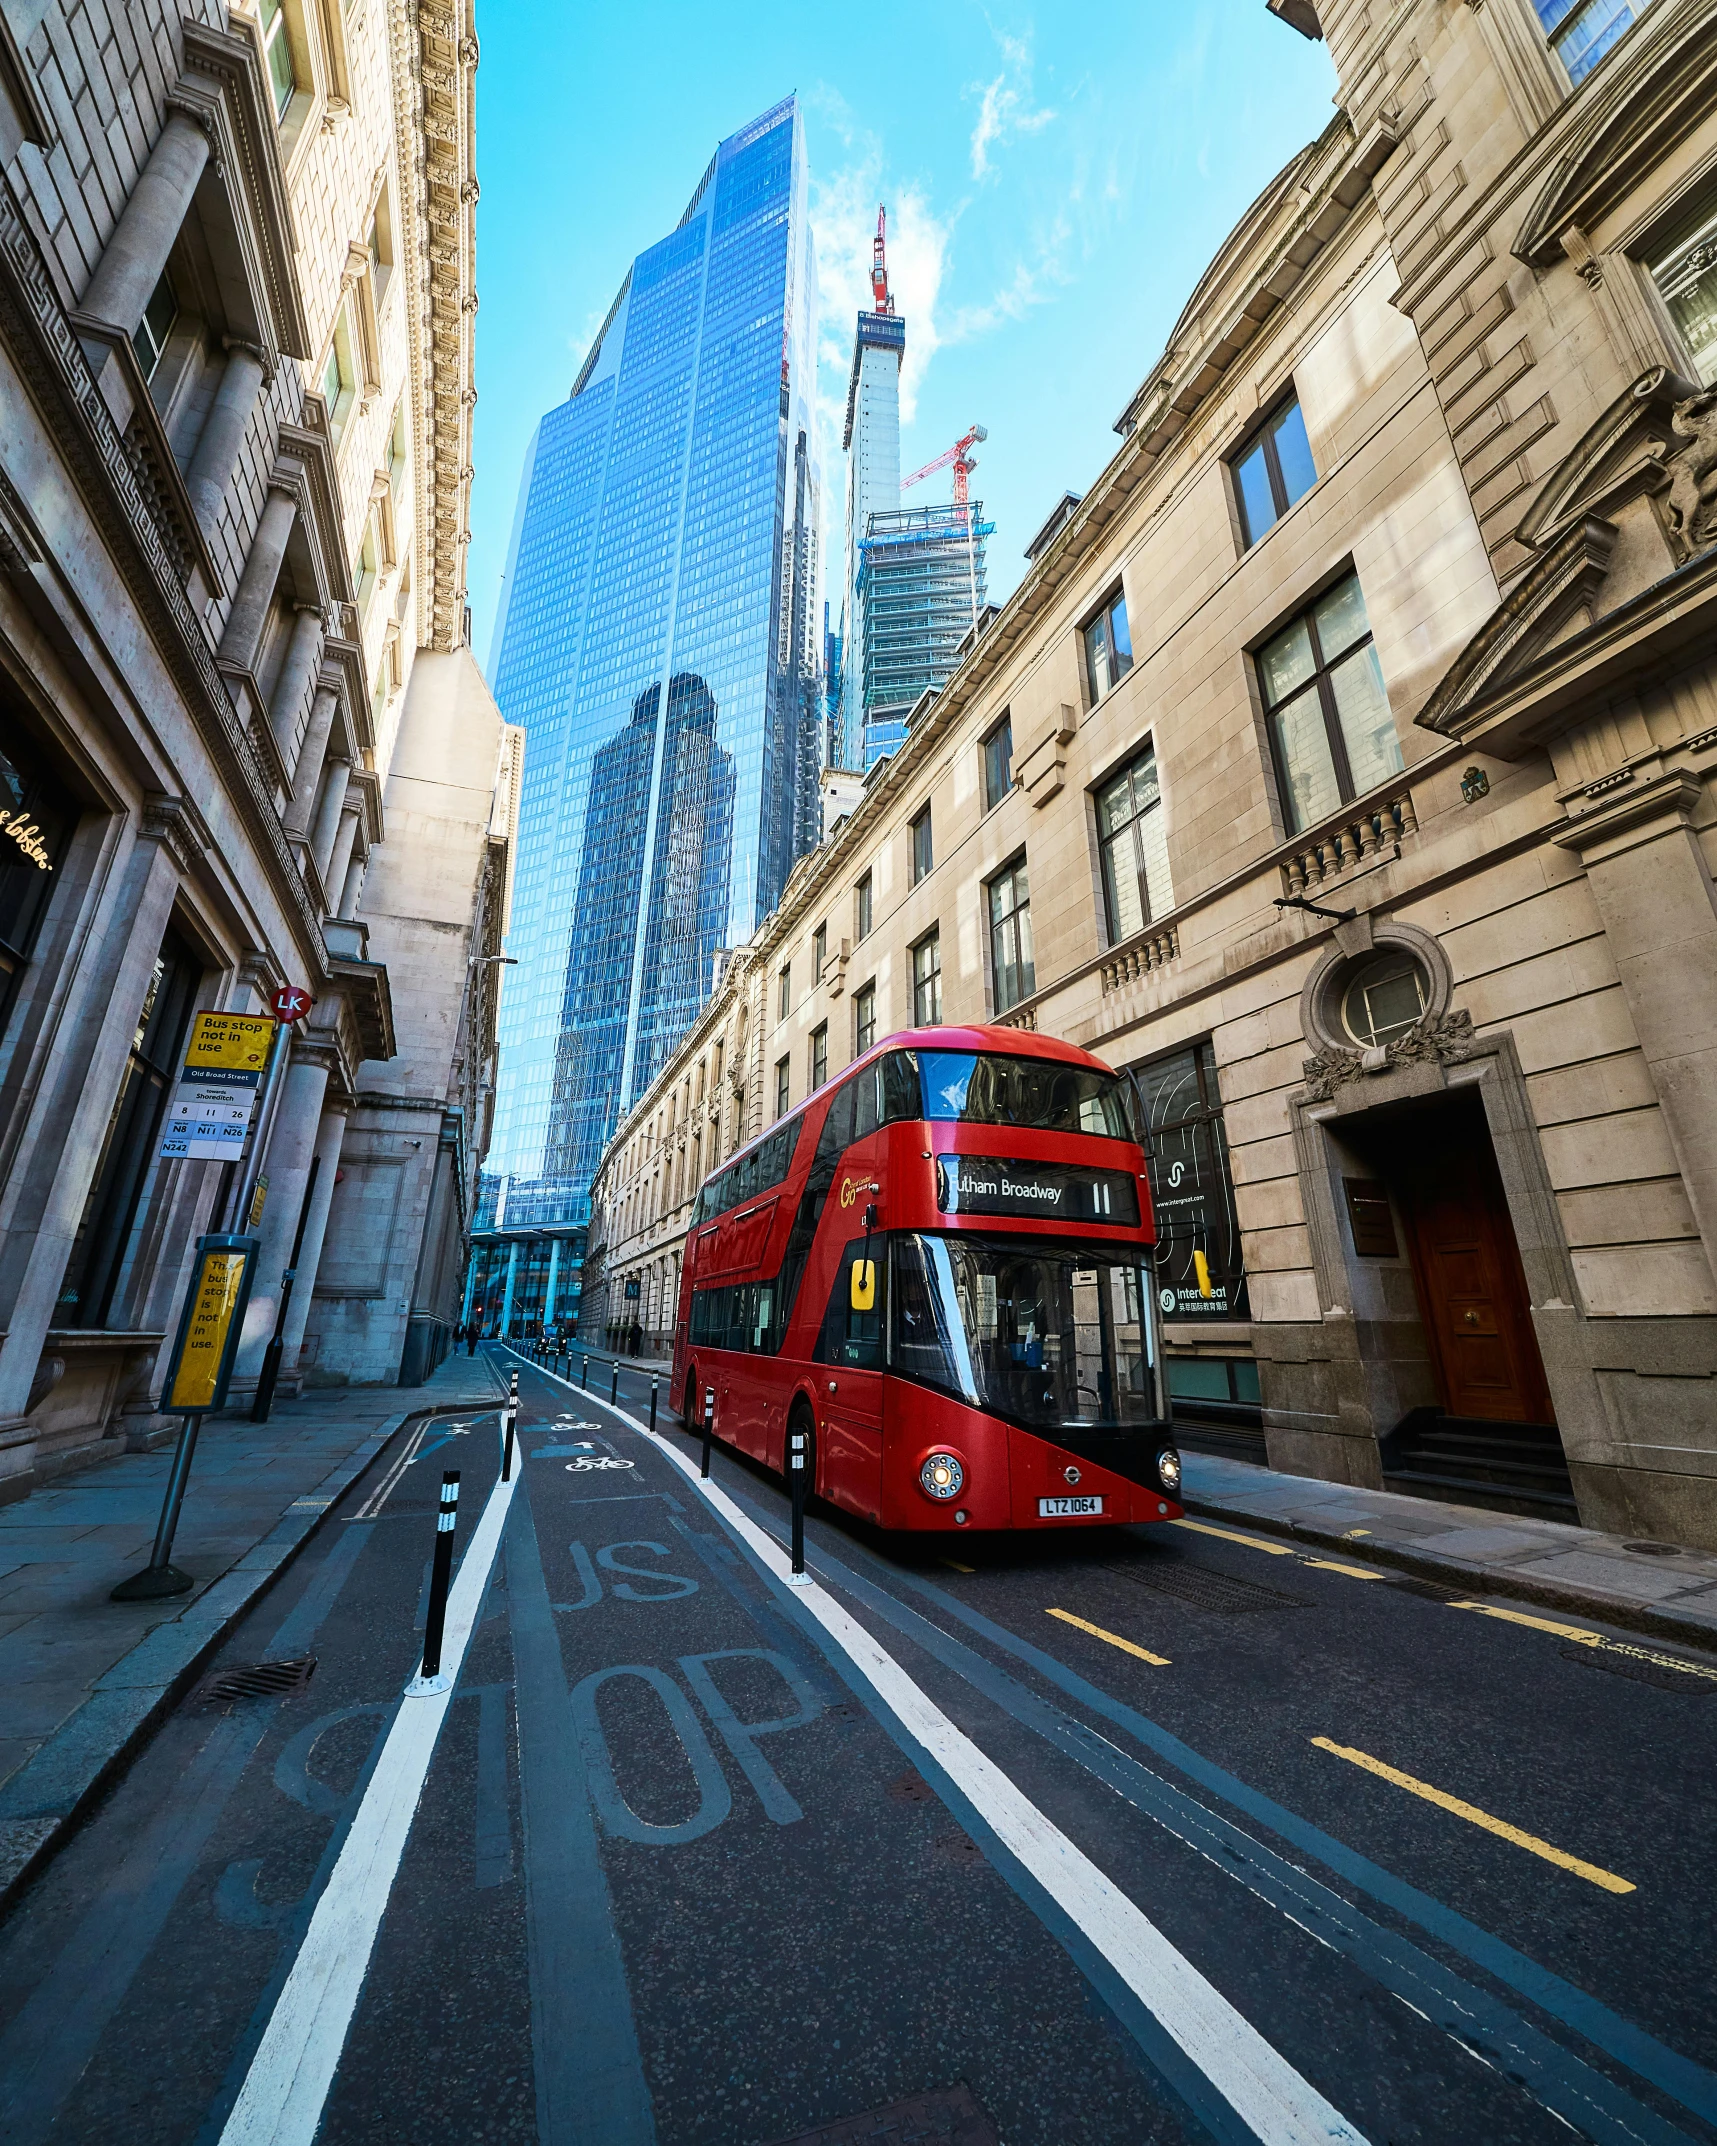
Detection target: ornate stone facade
<box><xmin>0</xmin><ymin>0</ymin><xmax>505</xmax><ymax>1494</ymax></box>
<box><xmin>583</xmin><ymin>0</ymin><xmax>1717</xmax><ymax>1545</ymax></box>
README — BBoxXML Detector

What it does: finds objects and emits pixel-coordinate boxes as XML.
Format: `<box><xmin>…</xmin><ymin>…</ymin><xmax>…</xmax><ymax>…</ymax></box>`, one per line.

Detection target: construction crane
<box><xmin>902</xmin><ymin>423</ymin><xmax>988</xmax><ymax>509</ymax></box>
<box><xmin>871</xmin><ymin>206</ymin><xmax>892</xmax><ymax>314</ymax></box>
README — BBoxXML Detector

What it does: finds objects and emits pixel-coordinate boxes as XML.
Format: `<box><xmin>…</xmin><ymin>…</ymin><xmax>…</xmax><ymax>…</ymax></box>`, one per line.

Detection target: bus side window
<box><xmin>852</xmin><ymin>1062</ymin><xmax>881</xmax><ymax>1140</ymax></box>
<box><xmin>813</xmin><ymin>1238</ymin><xmax>886</xmax><ymax>1370</ymax></box>
<box><xmin>880</xmin><ymin>1050</ymin><xmax>922</xmax><ymax>1127</ymax></box>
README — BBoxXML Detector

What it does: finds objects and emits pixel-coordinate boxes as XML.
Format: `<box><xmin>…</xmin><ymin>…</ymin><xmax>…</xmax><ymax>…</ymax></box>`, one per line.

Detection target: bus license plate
<box><xmin>1039</xmin><ymin>1494</ymin><xmax>1104</xmax><ymax>1518</ymax></box>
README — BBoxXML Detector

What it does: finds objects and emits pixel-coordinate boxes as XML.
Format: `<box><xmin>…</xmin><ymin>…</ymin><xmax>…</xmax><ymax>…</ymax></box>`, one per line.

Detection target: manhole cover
<box><xmin>1114</xmin><ymin>1560</ymin><xmax>1309</xmax><ymax>1613</ymax></box>
<box><xmin>763</xmin><ymin>2082</ymin><xmax>1000</xmax><ymax>2146</ymax></box>
<box><xmin>1622</xmin><ymin>1541</ymin><xmax>1681</xmax><ymax>1556</ymax></box>
<box><xmin>886</xmin><ymin>1768</ymin><xmax>935</xmax><ymax>1805</ymax></box>
<box><xmin>196</xmin><ymin>1657</ymin><xmax>317</xmax><ymax>1705</ymax></box>
<box><xmin>1560</xmin><ymin>1646</ymin><xmax>1716</xmax><ymax>1693</ymax></box>
<box><xmin>937</xmin><ymin>1828</ymin><xmax>986</xmax><ymax>1868</ymax></box>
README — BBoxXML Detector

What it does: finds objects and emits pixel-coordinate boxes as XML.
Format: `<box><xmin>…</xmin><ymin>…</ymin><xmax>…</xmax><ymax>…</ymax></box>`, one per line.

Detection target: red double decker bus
<box><xmin>671</xmin><ymin>1025</ymin><xmax>1182</xmax><ymax>1534</ymax></box>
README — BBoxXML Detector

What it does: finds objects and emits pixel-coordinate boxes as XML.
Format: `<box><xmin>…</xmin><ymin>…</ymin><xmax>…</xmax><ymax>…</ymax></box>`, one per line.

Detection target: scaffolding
<box><xmin>857</xmin><ymin>503</ymin><xmax>993</xmax><ymax>761</ymax></box>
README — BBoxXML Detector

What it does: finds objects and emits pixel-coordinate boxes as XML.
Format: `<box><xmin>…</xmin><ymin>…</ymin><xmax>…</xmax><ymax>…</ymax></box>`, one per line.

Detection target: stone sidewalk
<box><xmin>0</xmin><ymin>1352</ymin><xmax>505</xmax><ymax>1901</ymax></box>
<box><xmin>1180</xmin><ymin>1452</ymin><xmax>1717</xmax><ymax>1649</ymax></box>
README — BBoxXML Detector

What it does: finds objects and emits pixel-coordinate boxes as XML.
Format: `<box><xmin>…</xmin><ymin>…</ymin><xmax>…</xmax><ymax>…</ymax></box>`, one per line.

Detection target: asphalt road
<box><xmin>1</xmin><ymin>1341</ymin><xmax>1714</xmax><ymax>2146</ymax></box>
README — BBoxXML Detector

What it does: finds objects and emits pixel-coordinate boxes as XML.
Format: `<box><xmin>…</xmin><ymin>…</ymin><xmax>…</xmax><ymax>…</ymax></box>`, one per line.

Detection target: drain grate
<box><xmin>764</xmin><ymin>2083</ymin><xmax>1000</xmax><ymax>2146</ymax></box>
<box><xmin>1560</xmin><ymin>1645</ymin><xmax>1717</xmax><ymax>1693</ymax></box>
<box><xmin>196</xmin><ymin>1657</ymin><xmax>317</xmax><ymax>1705</ymax></box>
<box><xmin>1112</xmin><ymin>1560</ymin><xmax>1309</xmax><ymax>1613</ymax></box>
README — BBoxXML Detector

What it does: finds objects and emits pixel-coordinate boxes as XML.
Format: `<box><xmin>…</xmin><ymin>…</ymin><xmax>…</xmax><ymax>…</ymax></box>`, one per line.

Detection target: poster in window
<box><xmin>1135</xmin><ymin>1042</ymin><xmax>1249</xmax><ymax>1322</ymax></box>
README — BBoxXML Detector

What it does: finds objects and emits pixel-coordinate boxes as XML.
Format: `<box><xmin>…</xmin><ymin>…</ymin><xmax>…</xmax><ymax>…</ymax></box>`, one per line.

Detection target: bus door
<box><xmin>811</xmin><ymin>1237</ymin><xmax>886</xmax><ymax>1522</ymax></box>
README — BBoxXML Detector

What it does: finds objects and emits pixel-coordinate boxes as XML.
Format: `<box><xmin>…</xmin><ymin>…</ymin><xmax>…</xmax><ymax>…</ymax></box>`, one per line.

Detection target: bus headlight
<box><xmin>920</xmin><ymin>1452</ymin><xmax>964</xmax><ymax>1501</ymax></box>
<box><xmin>1157</xmin><ymin>1446</ymin><xmax>1182</xmax><ymax>1496</ymax></box>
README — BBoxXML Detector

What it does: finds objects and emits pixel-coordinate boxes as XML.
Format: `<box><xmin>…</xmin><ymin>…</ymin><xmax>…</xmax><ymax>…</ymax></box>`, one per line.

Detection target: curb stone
<box><xmin>0</xmin><ymin>1390</ymin><xmax>491</xmax><ymax>1911</ymax></box>
<box><xmin>1179</xmin><ymin>1495</ymin><xmax>1717</xmax><ymax>1656</ymax></box>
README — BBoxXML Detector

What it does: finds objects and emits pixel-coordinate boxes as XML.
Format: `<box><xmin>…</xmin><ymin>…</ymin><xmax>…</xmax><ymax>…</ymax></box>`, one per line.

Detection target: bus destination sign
<box><xmin>935</xmin><ymin>1157</ymin><xmax>1140</xmax><ymax>1226</ymax></box>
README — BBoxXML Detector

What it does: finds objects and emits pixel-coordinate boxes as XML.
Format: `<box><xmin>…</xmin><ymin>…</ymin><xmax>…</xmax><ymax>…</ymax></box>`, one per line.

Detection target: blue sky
<box><xmin>467</xmin><ymin>4</ymin><xmax>1337</xmax><ymax>666</ymax></box>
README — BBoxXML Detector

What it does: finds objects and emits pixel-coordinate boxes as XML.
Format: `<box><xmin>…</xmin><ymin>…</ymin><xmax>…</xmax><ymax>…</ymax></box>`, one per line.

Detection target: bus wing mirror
<box><xmin>850</xmin><ymin>1258</ymin><xmax>876</xmax><ymax>1312</ymax></box>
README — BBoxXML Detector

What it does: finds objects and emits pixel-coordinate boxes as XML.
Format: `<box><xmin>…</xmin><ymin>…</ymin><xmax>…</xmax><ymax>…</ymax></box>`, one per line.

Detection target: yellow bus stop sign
<box><xmin>165</xmin><ymin>1238</ymin><xmax>257</xmax><ymax>1412</ymax></box>
<box><xmin>184</xmin><ymin>1011</ymin><xmax>274</xmax><ymax>1074</ymax></box>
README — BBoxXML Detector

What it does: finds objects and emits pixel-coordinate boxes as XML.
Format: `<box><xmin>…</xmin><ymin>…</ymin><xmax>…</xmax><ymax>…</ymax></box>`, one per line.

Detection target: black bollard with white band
<box><xmin>701</xmin><ymin>1385</ymin><xmax>714</xmax><ymax>1478</ymax></box>
<box><xmin>406</xmin><ymin>1471</ymin><xmax>461</xmax><ymax>1696</ymax></box>
<box><xmin>788</xmin><ymin>1423</ymin><xmax>810</xmax><ymax>1584</ymax></box>
<box><xmin>501</xmin><ymin>1370</ymin><xmax>519</xmax><ymax>1481</ymax></box>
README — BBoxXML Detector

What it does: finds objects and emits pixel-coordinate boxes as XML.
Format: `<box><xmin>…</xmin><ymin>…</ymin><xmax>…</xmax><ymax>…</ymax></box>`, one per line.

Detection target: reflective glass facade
<box><xmin>483</xmin><ymin>97</ymin><xmax>821</xmax><ymax>1242</ymax></box>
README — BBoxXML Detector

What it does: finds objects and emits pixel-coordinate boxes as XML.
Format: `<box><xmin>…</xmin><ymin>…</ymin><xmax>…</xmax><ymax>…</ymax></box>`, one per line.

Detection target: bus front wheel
<box><xmin>683</xmin><ymin>1372</ymin><xmax>698</xmax><ymax>1430</ymax></box>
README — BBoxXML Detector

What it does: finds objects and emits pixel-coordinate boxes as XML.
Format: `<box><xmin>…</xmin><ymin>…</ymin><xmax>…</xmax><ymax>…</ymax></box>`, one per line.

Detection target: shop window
<box><xmin>1095</xmin><ymin>744</ymin><xmax>1172</xmax><ymax>944</ymax></box>
<box><xmin>1082</xmin><ymin>589</ymin><xmax>1133</xmax><ymax>704</ymax></box>
<box><xmin>0</xmin><ymin>734</ymin><xmax>76</xmax><ymax>1050</ymax></box>
<box><xmin>1231</xmin><ymin>393</ymin><xmax>1317</xmax><ymax>547</ymax></box>
<box><xmin>1135</xmin><ymin>1040</ymin><xmax>1249</xmax><ymax>1322</ymax></box>
<box><xmin>1533</xmin><ymin>0</ymin><xmax>1656</xmax><ymax>84</ymax></box>
<box><xmin>1257</xmin><ymin>571</ymin><xmax>1401</xmax><ymax>834</ymax></box>
<box><xmin>987</xmin><ymin>856</ymin><xmax>1035</xmax><ymax>1015</ymax></box>
<box><xmin>56</xmin><ymin>926</ymin><xmax>200</xmax><ymax>1330</ymax></box>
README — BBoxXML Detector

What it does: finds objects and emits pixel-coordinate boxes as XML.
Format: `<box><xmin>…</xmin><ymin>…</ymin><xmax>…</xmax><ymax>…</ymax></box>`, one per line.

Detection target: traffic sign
<box><xmin>271</xmin><ymin>983</ymin><xmax>313</xmax><ymax>1022</ymax></box>
<box><xmin>160</xmin><ymin>1012</ymin><xmax>272</xmax><ymax>1161</ymax></box>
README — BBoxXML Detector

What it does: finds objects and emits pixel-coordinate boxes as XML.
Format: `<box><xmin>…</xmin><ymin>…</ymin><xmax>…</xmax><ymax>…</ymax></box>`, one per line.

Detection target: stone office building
<box><xmin>0</xmin><ymin>0</ymin><xmax>511</xmax><ymax>1498</ymax></box>
<box><xmin>585</xmin><ymin>0</ymin><xmax>1717</xmax><ymax>1546</ymax></box>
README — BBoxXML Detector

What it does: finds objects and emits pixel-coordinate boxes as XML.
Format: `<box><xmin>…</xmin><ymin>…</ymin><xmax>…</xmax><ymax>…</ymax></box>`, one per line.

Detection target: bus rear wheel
<box><xmin>683</xmin><ymin>1372</ymin><xmax>699</xmax><ymax>1430</ymax></box>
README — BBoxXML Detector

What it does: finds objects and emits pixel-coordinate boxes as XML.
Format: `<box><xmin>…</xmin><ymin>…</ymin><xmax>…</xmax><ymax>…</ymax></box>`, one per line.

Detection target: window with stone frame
<box><xmin>986</xmin><ymin>856</ymin><xmax>1035</xmax><ymax>1015</ymax></box>
<box><xmin>1095</xmin><ymin>744</ymin><xmax>1172</xmax><ymax>945</ymax></box>
<box><xmin>258</xmin><ymin>0</ymin><xmax>299</xmax><ymax>119</ymax></box>
<box><xmin>777</xmin><ymin>962</ymin><xmax>791</xmax><ymax>1021</ymax></box>
<box><xmin>809</xmin><ymin>1022</ymin><xmax>828</xmax><ymax>1091</ymax></box>
<box><xmin>854</xmin><ymin>980</ymin><xmax>877</xmax><ymax>1055</ymax></box>
<box><xmin>1651</xmin><ymin>196</ymin><xmax>1717</xmax><ymax>388</ymax></box>
<box><xmin>855</xmin><ymin>870</ymin><xmax>873</xmax><ymax>942</ymax></box>
<box><xmin>132</xmin><ymin>270</ymin><xmax>178</xmax><ymax>382</ymax></box>
<box><xmin>1257</xmin><ymin>571</ymin><xmax>1401</xmax><ymax>835</ymax></box>
<box><xmin>1229</xmin><ymin>392</ymin><xmax>1317</xmax><ymax>548</ymax></box>
<box><xmin>1081</xmin><ymin>588</ymin><xmax>1133</xmax><ymax>705</ymax></box>
<box><xmin>909</xmin><ymin>804</ymin><xmax>933</xmax><ymax>886</ymax></box>
<box><xmin>981</xmin><ymin>712</ymin><xmax>1014</xmax><ymax>812</ymax></box>
<box><xmin>1532</xmin><ymin>0</ymin><xmax>1657</xmax><ymax>86</ymax></box>
<box><xmin>321</xmin><ymin>307</ymin><xmax>358</xmax><ymax>446</ymax></box>
<box><xmin>912</xmin><ymin>929</ymin><xmax>942</xmax><ymax>1026</ymax></box>
<box><xmin>774</xmin><ymin>1055</ymin><xmax>790</xmax><ymax>1118</ymax></box>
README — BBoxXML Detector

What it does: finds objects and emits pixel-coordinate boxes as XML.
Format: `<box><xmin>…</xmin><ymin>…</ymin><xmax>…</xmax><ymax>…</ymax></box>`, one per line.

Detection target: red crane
<box><xmin>871</xmin><ymin>206</ymin><xmax>892</xmax><ymax>314</ymax></box>
<box><xmin>902</xmin><ymin>423</ymin><xmax>989</xmax><ymax>509</ymax></box>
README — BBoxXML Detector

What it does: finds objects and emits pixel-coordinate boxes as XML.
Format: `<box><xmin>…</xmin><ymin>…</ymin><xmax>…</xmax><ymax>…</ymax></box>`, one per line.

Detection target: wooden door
<box><xmin>1396</xmin><ymin>1118</ymin><xmax>1554</xmax><ymax>1424</ymax></box>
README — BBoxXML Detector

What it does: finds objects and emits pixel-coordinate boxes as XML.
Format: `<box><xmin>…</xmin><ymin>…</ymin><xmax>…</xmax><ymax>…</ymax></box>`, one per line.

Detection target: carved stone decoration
<box><xmin>1301</xmin><ymin>1008</ymin><xmax>1477</xmax><ymax>1102</ymax></box>
<box><xmin>1664</xmin><ymin>387</ymin><xmax>1717</xmax><ymax>560</ymax></box>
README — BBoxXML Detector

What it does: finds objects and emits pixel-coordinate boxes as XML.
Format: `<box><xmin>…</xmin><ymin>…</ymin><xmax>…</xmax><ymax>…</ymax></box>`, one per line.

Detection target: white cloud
<box><xmin>968</xmin><ymin>28</ymin><xmax>1056</xmax><ymax>181</ymax></box>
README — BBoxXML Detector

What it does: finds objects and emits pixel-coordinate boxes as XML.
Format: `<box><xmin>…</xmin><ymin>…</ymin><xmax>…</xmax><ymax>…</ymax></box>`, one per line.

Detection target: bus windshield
<box><xmin>917</xmin><ymin>1051</ymin><xmax>1136</xmax><ymax>1141</ymax></box>
<box><xmin>891</xmin><ymin>1233</ymin><xmax>1157</xmax><ymax>1430</ymax></box>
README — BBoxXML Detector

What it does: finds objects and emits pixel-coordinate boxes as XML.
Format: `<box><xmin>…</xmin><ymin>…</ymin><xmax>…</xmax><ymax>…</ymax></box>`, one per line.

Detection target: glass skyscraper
<box><xmin>480</xmin><ymin>96</ymin><xmax>821</xmax><ymax>1272</ymax></box>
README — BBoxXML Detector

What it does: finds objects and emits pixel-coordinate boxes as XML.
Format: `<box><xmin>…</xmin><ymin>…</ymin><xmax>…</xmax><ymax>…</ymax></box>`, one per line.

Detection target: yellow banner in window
<box><xmin>184</xmin><ymin>1011</ymin><xmax>274</xmax><ymax>1074</ymax></box>
<box><xmin>167</xmin><ymin>1250</ymin><xmax>250</xmax><ymax>1410</ymax></box>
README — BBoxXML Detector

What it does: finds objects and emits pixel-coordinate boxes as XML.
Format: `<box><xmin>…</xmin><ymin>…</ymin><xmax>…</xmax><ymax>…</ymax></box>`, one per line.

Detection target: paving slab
<box><xmin>0</xmin><ymin>1352</ymin><xmax>504</xmax><ymax>1903</ymax></box>
<box><xmin>1180</xmin><ymin>1452</ymin><xmax>1717</xmax><ymax>1650</ymax></box>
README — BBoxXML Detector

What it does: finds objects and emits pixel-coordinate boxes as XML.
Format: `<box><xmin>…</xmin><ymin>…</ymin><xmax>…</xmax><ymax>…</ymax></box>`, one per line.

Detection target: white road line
<box><xmin>347</xmin><ymin>1416</ymin><xmax>430</xmax><ymax>1520</ymax></box>
<box><xmin>617</xmin><ymin>1405</ymin><xmax>1368</xmax><ymax>2146</ymax></box>
<box><xmin>217</xmin><ymin>1451</ymin><xmax>520</xmax><ymax>2146</ymax></box>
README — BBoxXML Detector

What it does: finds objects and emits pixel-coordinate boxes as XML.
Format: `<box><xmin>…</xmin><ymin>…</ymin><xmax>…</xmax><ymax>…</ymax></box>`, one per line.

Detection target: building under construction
<box><xmin>857</xmin><ymin>503</ymin><xmax>993</xmax><ymax>762</ymax></box>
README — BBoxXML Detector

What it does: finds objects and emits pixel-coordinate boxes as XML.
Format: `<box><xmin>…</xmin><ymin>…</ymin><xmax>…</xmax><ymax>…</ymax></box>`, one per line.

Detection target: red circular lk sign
<box><xmin>270</xmin><ymin>984</ymin><xmax>313</xmax><ymax>1023</ymax></box>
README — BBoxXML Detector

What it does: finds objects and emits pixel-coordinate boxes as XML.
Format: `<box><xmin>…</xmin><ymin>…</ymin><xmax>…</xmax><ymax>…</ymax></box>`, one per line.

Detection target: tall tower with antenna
<box><xmin>838</xmin><ymin>207</ymin><xmax>905</xmax><ymax>770</ymax></box>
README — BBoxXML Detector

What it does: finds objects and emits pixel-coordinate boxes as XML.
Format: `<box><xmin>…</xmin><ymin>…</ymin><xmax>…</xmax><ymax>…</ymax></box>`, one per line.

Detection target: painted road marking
<box><xmin>1170</xmin><ymin>1517</ymin><xmax>1298</xmax><ymax>1556</ymax></box>
<box><xmin>1303</xmin><ymin>1561</ymin><xmax>1386</xmax><ymax>1581</ymax></box>
<box><xmin>1310</xmin><ymin>1739</ymin><xmax>1635</xmax><ymax>1895</ymax></box>
<box><xmin>346</xmin><ymin>1415</ymin><xmax>430</xmax><ymax>1519</ymax></box>
<box><xmin>632</xmin><ymin>1431</ymin><xmax>1368</xmax><ymax>2142</ymax></box>
<box><xmin>217</xmin><ymin>1449</ymin><xmax>521</xmax><ymax>2146</ymax></box>
<box><xmin>1449</xmin><ymin>1602</ymin><xmax>1717</xmax><ymax>1684</ymax></box>
<box><xmin>943</xmin><ymin>1559</ymin><xmax>975</xmax><ymax>1574</ymax></box>
<box><xmin>1047</xmin><ymin>1607</ymin><xmax>1171</xmax><ymax>1666</ymax></box>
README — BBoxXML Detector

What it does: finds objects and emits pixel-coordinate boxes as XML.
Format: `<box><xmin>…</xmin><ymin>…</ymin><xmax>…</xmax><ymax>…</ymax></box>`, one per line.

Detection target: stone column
<box><xmin>278</xmin><ymin>1097</ymin><xmax>351</xmax><ymax>1380</ymax></box>
<box><xmin>218</xmin><ymin>484</ymin><xmax>297</xmax><ymax>673</ymax></box>
<box><xmin>1555</xmin><ymin>771</ymin><xmax>1717</xmax><ymax>1278</ymax></box>
<box><xmin>324</xmin><ymin>800</ymin><xmax>363</xmax><ymax>916</ymax></box>
<box><xmin>80</xmin><ymin>107</ymin><xmax>210</xmax><ymax>332</ymax></box>
<box><xmin>0</xmin><ymin>806</ymin><xmax>190</xmax><ymax>1474</ymax></box>
<box><xmin>310</xmin><ymin>760</ymin><xmax>353</xmax><ymax>891</ymax></box>
<box><xmin>337</xmin><ymin>839</ymin><xmax>368</xmax><ymax>922</ymax></box>
<box><xmin>284</xmin><ymin>684</ymin><xmax>340</xmax><ymax>839</ymax></box>
<box><xmin>184</xmin><ymin>343</ymin><xmax>267</xmax><ymax>536</ymax></box>
<box><xmin>268</xmin><ymin>606</ymin><xmax>325</xmax><ymax>767</ymax></box>
<box><xmin>231</xmin><ymin>1040</ymin><xmax>336</xmax><ymax>1385</ymax></box>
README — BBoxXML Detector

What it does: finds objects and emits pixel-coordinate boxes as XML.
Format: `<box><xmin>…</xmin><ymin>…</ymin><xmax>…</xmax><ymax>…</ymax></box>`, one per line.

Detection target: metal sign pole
<box><xmin>225</xmin><ymin>1018</ymin><xmax>291</xmax><ymax>1233</ymax></box>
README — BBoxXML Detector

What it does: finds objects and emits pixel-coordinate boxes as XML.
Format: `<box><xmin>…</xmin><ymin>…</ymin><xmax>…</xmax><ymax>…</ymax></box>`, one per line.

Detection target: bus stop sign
<box><xmin>271</xmin><ymin>983</ymin><xmax>313</xmax><ymax>1022</ymax></box>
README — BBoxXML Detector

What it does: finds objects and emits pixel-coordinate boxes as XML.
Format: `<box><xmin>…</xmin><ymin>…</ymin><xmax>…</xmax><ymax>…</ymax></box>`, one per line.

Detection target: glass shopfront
<box><xmin>1134</xmin><ymin>1040</ymin><xmax>1249</xmax><ymax>1322</ymax></box>
<box><xmin>0</xmin><ymin>732</ymin><xmax>76</xmax><ymax>1049</ymax></box>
